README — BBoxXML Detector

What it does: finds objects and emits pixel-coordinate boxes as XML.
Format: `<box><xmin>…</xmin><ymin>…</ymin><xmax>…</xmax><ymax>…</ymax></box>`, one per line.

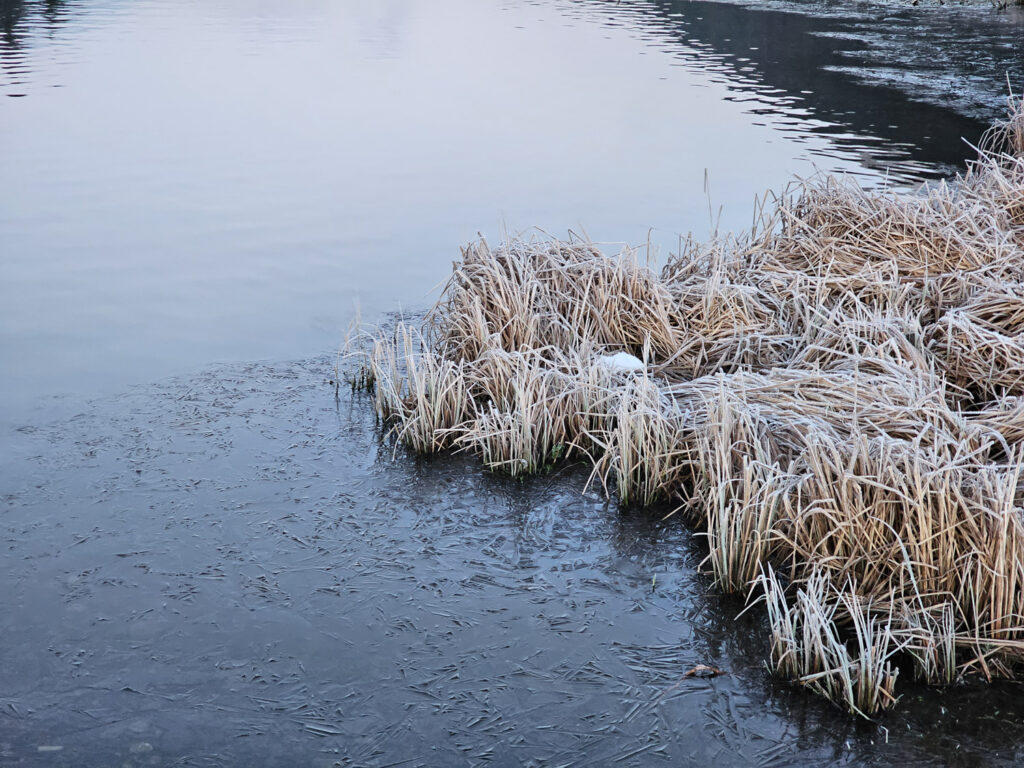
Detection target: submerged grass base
<box><xmin>352</xmin><ymin>99</ymin><xmax>1024</xmax><ymax>717</ymax></box>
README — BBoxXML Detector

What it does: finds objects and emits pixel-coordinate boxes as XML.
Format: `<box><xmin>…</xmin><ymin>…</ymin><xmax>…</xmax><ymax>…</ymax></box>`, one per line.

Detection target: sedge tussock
<box><xmin>604</xmin><ymin>375</ymin><xmax>694</xmax><ymax>507</ymax></box>
<box><xmin>967</xmin><ymin>396</ymin><xmax>1024</xmax><ymax>450</ymax></box>
<box><xmin>354</xmin><ymin>98</ymin><xmax>1024</xmax><ymax>716</ymax></box>
<box><xmin>758</xmin><ymin>567</ymin><xmax>900</xmax><ymax>717</ymax></box>
<box><xmin>926</xmin><ymin>283</ymin><xmax>1024</xmax><ymax>398</ymax></box>
<box><xmin>357</xmin><ymin>323</ymin><xmax>475</xmax><ymax>453</ymax></box>
<box><xmin>898</xmin><ymin>602</ymin><xmax>958</xmax><ymax>685</ymax></box>
<box><xmin>697</xmin><ymin>390</ymin><xmax>793</xmax><ymax>593</ymax></box>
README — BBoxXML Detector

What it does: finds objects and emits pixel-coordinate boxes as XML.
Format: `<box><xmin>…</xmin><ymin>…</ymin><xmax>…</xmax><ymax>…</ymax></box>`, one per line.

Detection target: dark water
<box><xmin>3</xmin><ymin>0</ymin><xmax>1024</xmax><ymax>765</ymax></box>
<box><xmin>589</xmin><ymin>0</ymin><xmax>1021</xmax><ymax>178</ymax></box>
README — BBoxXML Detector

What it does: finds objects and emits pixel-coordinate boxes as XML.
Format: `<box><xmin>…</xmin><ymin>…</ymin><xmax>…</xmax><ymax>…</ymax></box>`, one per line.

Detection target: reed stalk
<box><xmin>351</xmin><ymin>97</ymin><xmax>1024</xmax><ymax>716</ymax></box>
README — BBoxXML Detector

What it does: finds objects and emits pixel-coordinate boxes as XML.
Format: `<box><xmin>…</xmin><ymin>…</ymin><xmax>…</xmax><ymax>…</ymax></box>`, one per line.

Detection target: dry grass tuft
<box><xmin>759</xmin><ymin>568</ymin><xmax>901</xmax><ymax>716</ymax></box>
<box><xmin>926</xmin><ymin>283</ymin><xmax>1024</xmax><ymax>398</ymax></box>
<box><xmin>352</xmin><ymin>98</ymin><xmax>1024</xmax><ymax>716</ymax></box>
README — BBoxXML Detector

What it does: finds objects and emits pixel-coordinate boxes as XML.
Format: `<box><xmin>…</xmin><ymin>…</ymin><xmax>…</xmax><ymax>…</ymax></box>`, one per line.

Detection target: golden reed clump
<box><xmin>351</xmin><ymin>99</ymin><xmax>1024</xmax><ymax>717</ymax></box>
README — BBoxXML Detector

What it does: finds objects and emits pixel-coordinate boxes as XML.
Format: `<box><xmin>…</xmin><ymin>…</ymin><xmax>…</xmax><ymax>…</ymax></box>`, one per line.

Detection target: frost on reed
<box><xmin>352</xmin><ymin>99</ymin><xmax>1024</xmax><ymax>716</ymax></box>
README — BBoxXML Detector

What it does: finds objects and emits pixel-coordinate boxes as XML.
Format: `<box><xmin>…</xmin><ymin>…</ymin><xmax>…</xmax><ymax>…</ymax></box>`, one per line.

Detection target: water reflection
<box><xmin>0</xmin><ymin>0</ymin><xmax>29</xmax><ymax>94</ymax></box>
<box><xmin>566</xmin><ymin>0</ymin><xmax>1022</xmax><ymax>182</ymax></box>
<box><xmin>1</xmin><ymin>0</ymin><xmax>1019</xmax><ymax>427</ymax></box>
<box><xmin>0</xmin><ymin>0</ymin><xmax>76</xmax><ymax>95</ymax></box>
<box><xmin>2</xmin><ymin>0</ymin><xmax>1019</xmax><ymax>180</ymax></box>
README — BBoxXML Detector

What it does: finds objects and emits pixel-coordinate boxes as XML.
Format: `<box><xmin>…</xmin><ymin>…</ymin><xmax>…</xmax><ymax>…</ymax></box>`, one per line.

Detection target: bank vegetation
<box><xmin>351</xmin><ymin>99</ymin><xmax>1024</xmax><ymax>716</ymax></box>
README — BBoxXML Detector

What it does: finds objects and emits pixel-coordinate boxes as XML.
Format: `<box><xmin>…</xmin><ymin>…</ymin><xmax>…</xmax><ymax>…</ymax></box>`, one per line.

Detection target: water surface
<box><xmin>3</xmin><ymin>1</ymin><xmax>1024</xmax><ymax>765</ymax></box>
<box><xmin>2</xmin><ymin>0</ymin><xmax>1020</xmax><ymax>425</ymax></box>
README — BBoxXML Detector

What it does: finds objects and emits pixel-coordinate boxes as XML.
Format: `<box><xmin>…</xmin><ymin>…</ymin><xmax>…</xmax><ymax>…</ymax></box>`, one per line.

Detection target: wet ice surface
<box><xmin>4</xmin><ymin>359</ymin><xmax>1024</xmax><ymax>766</ymax></box>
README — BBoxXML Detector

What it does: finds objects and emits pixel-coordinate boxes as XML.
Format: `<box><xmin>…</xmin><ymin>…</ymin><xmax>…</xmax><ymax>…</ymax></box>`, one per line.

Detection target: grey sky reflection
<box><xmin>0</xmin><ymin>0</ymin><xmax>1009</xmax><ymax>425</ymax></box>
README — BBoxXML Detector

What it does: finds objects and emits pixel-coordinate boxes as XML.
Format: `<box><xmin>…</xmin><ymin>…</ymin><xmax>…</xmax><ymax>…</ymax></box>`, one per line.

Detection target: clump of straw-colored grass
<box><xmin>758</xmin><ymin>567</ymin><xmax>901</xmax><ymax>717</ymax></box>
<box><xmin>926</xmin><ymin>283</ymin><xmax>1024</xmax><ymax>398</ymax></box>
<box><xmin>351</xmin><ymin>97</ymin><xmax>1024</xmax><ymax>716</ymax></box>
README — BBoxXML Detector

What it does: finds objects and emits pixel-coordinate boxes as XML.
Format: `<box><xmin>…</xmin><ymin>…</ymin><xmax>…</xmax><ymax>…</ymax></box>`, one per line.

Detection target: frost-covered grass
<box><xmin>351</xmin><ymin>99</ymin><xmax>1024</xmax><ymax>716</ymax></box>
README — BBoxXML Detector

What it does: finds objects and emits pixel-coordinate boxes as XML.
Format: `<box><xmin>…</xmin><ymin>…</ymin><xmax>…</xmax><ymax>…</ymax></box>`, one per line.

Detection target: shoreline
<box><xmin>356</xmin><ymin>99</ymin><xmax>1024</xmax><ymax>716</ymax></box>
